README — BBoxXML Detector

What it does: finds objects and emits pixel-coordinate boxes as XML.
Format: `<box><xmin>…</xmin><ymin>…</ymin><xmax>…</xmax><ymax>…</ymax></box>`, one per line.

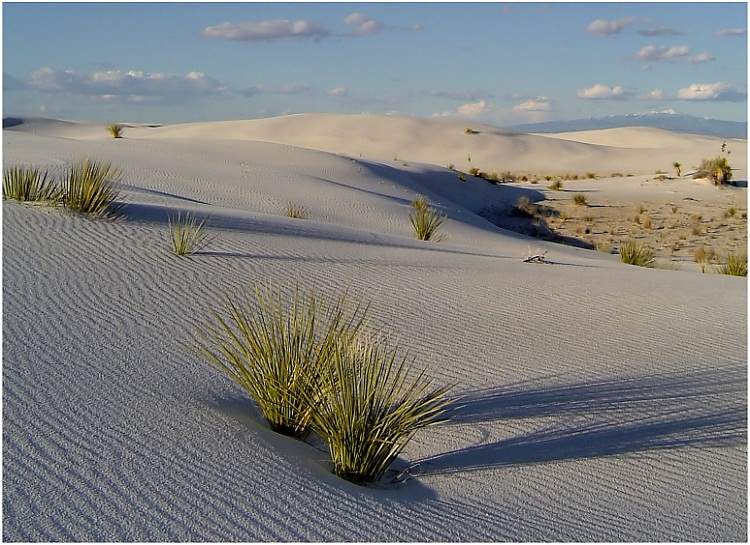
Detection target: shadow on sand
<box><xmin>416</xmin><ymin>365</ymin><xmax>747</xmax><ymax>475</ymax></box>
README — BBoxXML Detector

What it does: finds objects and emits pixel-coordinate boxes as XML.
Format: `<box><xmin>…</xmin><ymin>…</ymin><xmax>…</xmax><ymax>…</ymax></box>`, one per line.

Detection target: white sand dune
<box><xmin>3</xmin><ymin>117</ymin><xmax>747</xmax><ymax>541</ymax></box>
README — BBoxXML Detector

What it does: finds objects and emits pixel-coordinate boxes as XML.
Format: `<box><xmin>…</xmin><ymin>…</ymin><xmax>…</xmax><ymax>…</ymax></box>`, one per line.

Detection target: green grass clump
<box><xmin>285</xmin><ymin>202</ymin><xmax>308</xmax><ymax>219</ymax></box>
<box><xmin>309</xmin><ymin>338</ymin><xmax>451</xmax><ymax>484</ymax></box>
<box><xmin>717</xmin><ymin>253</ymin><xmax>747</xmax><ymax>277</ymax></box>
<box><xmin>61</xmin><ymin>159</ymin><xmax>121</xmax><ymax>217</ymax></box>
<box><xmin>3</xmin><ymin>166</ymin><xmax>58</xmax><ymax>202</ymax></box>
<box><xmin>168</xmin><ymin>212</ymin><xmax>210</xmax><ymax>256</ymax></box>
<box><xmin>548</xmin><ymin>180</ymin><xmax>563</xmax><ymax>191</ymax></box>
<box><xmin>107</xmin><ymin>124</ymin><xmax>124</xmax><ymax>138</ymax></box>
<box><xmin>573</xmin><ymin>193</ymin><xmax>587</xmax><ymax>206</ymax></box>
<box><xmin>619</xmin><ymin>240</ymin><xmax>655</xmax><ymax>267</ymax></box>
<box><xmin>409</xmin><ymin>196</ymin><xmax>445</xmax><ymax>241</ymax></box>
<box><xmin>197</xmin><ymin>286</ymin><xmax>366</xmax><ymax>438</ymax></box>
<box><xmin>695</xmin><ymin>157</ymin><xmax>733</xmax><ymax>185</ymax></box>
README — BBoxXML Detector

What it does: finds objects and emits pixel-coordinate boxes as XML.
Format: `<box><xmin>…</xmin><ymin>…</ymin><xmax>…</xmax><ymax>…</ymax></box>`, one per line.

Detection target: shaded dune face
<box><xmin>2</xmin><ymin>117</ymin><xmax>747</xmax><ymax>541</ymax></box>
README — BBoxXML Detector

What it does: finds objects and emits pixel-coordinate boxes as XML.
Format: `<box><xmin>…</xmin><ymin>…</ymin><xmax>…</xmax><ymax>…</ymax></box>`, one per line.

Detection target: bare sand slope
<box><xmin>2</xmin><ymin>125</ymin><xmax>747</xmax><ymax>541</ymax></box>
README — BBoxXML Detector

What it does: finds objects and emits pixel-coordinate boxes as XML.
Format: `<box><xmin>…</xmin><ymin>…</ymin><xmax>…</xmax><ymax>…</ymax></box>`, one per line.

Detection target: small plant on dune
<box><xmin>469</xmin><ymin>167</ymin><xmax>481</xmax><ymax>177</ymax></box>
<box><xmin>513</xmin><ymin>196</ymin><xmax>535</xmax><ymax>217</ymax></box>
<box><xmin>642</xmin><ymin>215</ymin><xmax>653</xmax><ymax>230</ymax></box>
<box><xmin>499</xmin><ymin>171</ymin><xmax>517</xmax><ymax>183</ymax></box>
<box><xmin>586</xmin><ymin>172</ymin><xmax>596</xmax><ymax>179</ymax></box>
<box><xmin>611</xmin><ymin>172</ymin><xmax>623</xmax><ymax>178</ymax></box>
<box><xmin>464</xmin><ymin>127</ymin><xmax>479</xmax><ymax>135</ymax></box>
<box><xmin>447</xmin><ymin>163</ymin><xmax>454</xmax><ymax>170</ymax></box>
<box><xmin>548</xmin><ymin>180</ymin><xmax>563</xmax><ymax>191</ymax></box>
<box><xmin>60</xmin><ymin>159</ymin><xmax>122</xmax><ymax>217</ymax></box>
<box><xmin>544</xmin><ymin>175</ymin><xmax>553</xmax><ymax>182</ymax></box>
<box><xmin>694</xmin><ymin>157</ymin><xmax>733</xmax><ymax>185</ymax></box>
<box><xmin>168</xmin><ymin>212</ymin><xmax>211</xmax><ymax>256</ymax></box>
<box><xmin>107</xmin><ymin>124</ymin><xmax>124</xmax><ymax>138</ymax></box>
<box><xmin>409</xmin><ymin>195</ymin><xmax>445</xmax><ymax>241</ymax></box>
<box><xmin>573</xmin><ymin>193</ymin><xmax>587</xmax><ymax>206</ymax></box>
<box><xmin>725</xmin><ymin>206</ymin><xmax>737</xmax><ymax>218</ymax></box>
<box><xmin>3</xmin><ymin>166</ymin><xmax>58</xmax><ymax>202</ymax></box>
<box><xmin>307</xmin><ymin>337</ymin><xmax>452</xmax><ymax>485</ymax></box>
<box><xmin>285</xmin><ymin>202</ymin><xmax>308</xmax><ymax>219</ymax></box>
<box><xmin>619</xmin><ymin>240</ymin><xmax>655</xmax><ymax>267</ymax></box>
<box><xmin>197</xmin><ymin>286</ymin><xmax>367</xmax><ymax>438</ymax></box>
<box><xmin>673</xmin><ymin>162</ymin><xmax>681</xmax><ymax>177</ymax></box>
<box><xmin>717</xmin><ymin>253</ymin><xmax>747</xmax><ymax>277</ymax></box>
<box><xmin>457</xmin><ymin>173</ymin><xmax>467</xmax><ymax>182</ymax></box>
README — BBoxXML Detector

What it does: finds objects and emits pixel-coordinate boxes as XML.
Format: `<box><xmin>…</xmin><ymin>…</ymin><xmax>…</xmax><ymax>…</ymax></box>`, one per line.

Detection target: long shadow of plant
<box><xmin>416</xmin><ymin>365</ymin><xmax>746</xmax><ymax>475</ymax></box>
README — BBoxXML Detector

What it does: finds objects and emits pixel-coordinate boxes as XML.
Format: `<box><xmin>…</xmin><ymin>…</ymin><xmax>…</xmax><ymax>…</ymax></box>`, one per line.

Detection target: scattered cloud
<box><xmin>27</xmin><ymin>67</ymin><xmax>226</xmax><ymax>103</ymax></box>
<box><xmin>634</xmin><ymin>44</ymin><xmax>690</xmax><ymax>62</ymax></box>
<box><xmin>639</xmin><ymin>89</ymin><xmax>666</xmax><ymax>100</ymax></box>
<box><xmin>327</xmin><ymin>86</ymin><xmax>349</xmax><ymax>97</ymax></box>
<box><xmin>344</xmin><ymin>12</ymin><xmax>384</xmax><ymax>36</ymax></box>
<box><xmin>240</xmin><ymin>83</ymin><xmax>312</xmax><ymax>96</ymax></box>
<box><xmin>513</xmin><ymin>97</ymin><xmax>553</xmax><ymax>112</ymax></box>
<box><xmin>637</xmin><ymin>26</ymin><xmax>682</xmax><ymax>36</ymax></box>
<box><xmin>426</xmin><ymin>89</ymin><xmax>494</xmax><ymax>101</ymax></box>
<box><xmin>690</xmin><ymin>52</ymin><xmax>716</xmax><ymax>64</ymax></box>
<box><xmin>577</xmin><ymin>83</ymin><xmax>628</xmax><ymax>100</ymax></box>
<box><xmin>201</xmin><ymin>19</ymin><xmax>329</xmax><ymax>42</ymax></box>
<box><xmin>677</xmin><ymin>82</ymin><xmax>746</xmax><ymax>102</ymax></box>
<box><xmin>717</xmin><ymin>28</ymin><xmax>747</xmax><ymax>37</ymax></box>
<box><xmin>457</xmin><ymin>99</ymin><xmax>489</xmax><ymax>116</ymax></box>
<box><xmin>586</xmin><ymin>17</ymin><xmax>633</xmax><ymax>36</ymax></box>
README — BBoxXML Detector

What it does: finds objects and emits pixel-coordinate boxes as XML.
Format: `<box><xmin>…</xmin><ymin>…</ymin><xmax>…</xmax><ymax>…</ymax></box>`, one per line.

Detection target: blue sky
<box><xmin>3</xmin><ymin>2</ymin><xmax>747</xmax><ymax>125</ymax></box>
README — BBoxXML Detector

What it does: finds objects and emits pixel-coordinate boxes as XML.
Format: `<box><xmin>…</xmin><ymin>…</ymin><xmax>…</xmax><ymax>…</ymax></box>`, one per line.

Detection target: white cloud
<box><xmin>577</xmin><ymin>84</ymin><xmax>628</xmax><ymax>100</ymax></box>
<box><xmin>27</xmin><ymin>67</ymin><xmax>225</xmax><ymax>103</ymax></box>
<box><xmin>201</xmin><ymin>19</ymin><xmax>329</xmax><ymax>42</ymax></box>
<box><xmin>717</xmin><ymin>28</ymin><xmax>747</xmax><ymax>37</ymax></box>
<box><xmin>637</xmin><ymin>26</ymin><xmax>681</xmax><ymax>36</ymax></box>
<box><xmin>634</xmin><ymin>44</ymin><xmax>690</xmax><ymax>62</ymax></box>
<box><xmin>586</xmin><ymin>17</ymin><xmax>633</xmax><ymax>36</ymax></box>
<box><xmin>344</xmin><ymin>12</ymin><xmax>384</xmax><ymax>36</ymax></box>
<box><xmin>457</xmin><ymin>99</ymin><xmax>488</xmax><ymax>116</ymax></box>
<box><xmin>639</xmin><ymin>89</ymin><xmax>666</xmax><ymax>101</ymax></box>
<box><xmin>513</xmin><ymin>97</ymin><xmax>552</xmax><ymax>112</ymax></box>
<box><xmin>240</xmin><ymin>83</ymin><xmax>312</xmax><ymax>96</ymax></box>
<box><xmin>327</xmin><ymin>86</ymin><xmax>349</xmax><ymax>97</ymax></box>
<box><xmin>677</xmin><ymin>82</ymin><xmax>746</xmax><ymax>102</ymax></box>
<box><xmin>690</xmin><ymin>52</ymin><xmax>716</xmax><ymax>64</ymax></box>
<box><xmin>427</xmin><ymin>89</ymin><xmax>493</xmax><ymax>101</ymax></box>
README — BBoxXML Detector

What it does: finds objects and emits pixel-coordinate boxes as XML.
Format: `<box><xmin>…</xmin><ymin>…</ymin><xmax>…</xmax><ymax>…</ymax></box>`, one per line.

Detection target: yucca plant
<box><xmin>409</xmin><ymin>196</ymin><xmax>444</xmax><ymax>241</ymax></box>
<box><xmin>107</xmin><ymin>124</ymin><xmax>124</xmax><ymax>138</ymax></box>
<box><xmin>285</xmin><ymin>202</ymin><xmax>308</xmax><ymax>219</ymax></box>
<box><xmin>61</xmin><ymin>159</ymin><xmax>121</xmax><ymax>217</ymax></box>
<box><xmin>717</xmin><ymin>253</ymin><xmax>747</xmax><ymax>277</ymax></box>
<box><xmin>168</xmin><ymin>212</ymin><xmax>211</xmax><ymax>256</ymax></box>
<box><xmin>197</xmin><ymin>286</ymin><xmax>367</xmax><ymax>438</ymax></box>
<box><xmin>308</xmin><ymin>338</ymin><xmax>452</xmax><ymax>485</ymax></box>
<box><xmin>695</xmin><ymin>157</ymin><xmax>732</xmax><ymax>185</ymax></box>
<box><xmin>573</xmin><ymin>193</ymin><xmax>587</xmax><ymax>206</ymax></box>
<box><xmin>548</xmin><ymin>180</ymin><xmax>563</xmax><ymax>191</ymax></box>
<box><xmin>619</xmin><ymin>240</ymin><xmax>655</xmax><ymax>267</ymax></box>
<box><xmin>3</xmin><ymin>166</ymin><xmax>58</xmax><ymax>202</ymax></box>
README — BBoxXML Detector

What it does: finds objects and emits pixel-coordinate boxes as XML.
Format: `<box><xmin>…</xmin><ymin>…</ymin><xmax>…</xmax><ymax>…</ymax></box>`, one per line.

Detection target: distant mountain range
<box><xmin>509</xmin><ymin>111</ymin><xmax>747</xmax><ymax>139</ymax></box>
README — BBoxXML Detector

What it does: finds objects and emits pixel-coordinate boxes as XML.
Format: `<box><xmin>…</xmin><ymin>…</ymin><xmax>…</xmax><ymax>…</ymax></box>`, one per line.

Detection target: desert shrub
<box><xmin>309</xmin><ymin>337</ymin><xmax>451</xmax><ymax>485</ymax></box>
<box><xmin>499</xmin><ymin>171</ymin><xmax>517</xmax><ymax>183</ymax></box>
<box><xmin>469</xmin><ymin>167</ymin><xmax>481</xmax><ymax>177</ymax></box>
<box><xmin>725</xmin><ymin>207</ymin><xmax>737</xmax><ymax>218</ymax></box>
<box><xmin>447</xmin><ymin>163</ymin><xmax>454</xmax><ymax>170</ymax></box>
<box><xmin>486</xmin><ymin>172</ymin><xmax>500</xmax><ymax>183</ymax></box>
<box><xmin>513</xmin><ymin>196</ymin><xmax>535</xmax><ymax>217</ymax></box>
<box><xmin>619</xmin><ymin>240</ymin><xmax>655</xmax><ymax>267</ymax></box>
<box><xmin>642</xmin><ymin>216</ymin><xmax>653</xmax><ymax>230</ymax></box>
<box><xmin>544</xmin><ymin>175</ymin><xmax>553</xmax><ymax>181</ymax></box>
<box><xmin>548</xmin><ymin>180</ymin><xmax>563</xmax><ymax>191</ymax></box>
<box><xmin>168</xmin><ymin>212</ymin><xmax>210</xmax><ymax>256</ymax></box>
<box><xmin>586</xmin><ymin>172</ymin><xmax>596</xmax><ymax>179</ymax></box>
<box><xmin>285</xmin><ymin>202</ymin><xmax>308</xmax><ymax>219</ymax></box>
<box><xmin>464</xmin><ymin>128</ymin><xmax>480</xmax><ymax>135</ymax></box>
<box><xmin>60</xmin><ymin>159</ymin><xmax>121</xmax><ymax>217</ymax></box>
<box><xmin>520</xmin><ymin>175</ymin><xmax>528</xmax><ymax>182</ymax></box>
<box><xmin>3</xmin><ymin>166</ymin><xmax>58</xmax><ymax>202</ymax></box>
<box><xmin>717</xmin><ymin>253</ymin><xmax>747</xmax><ymax>277</ymax></box>
<box><xmin>197</xmin><ymin>286</ymin><xmax>366</xmax><ymax>438</ymax></box>
<box><xmin>409</xmin><ymin>196</ymin><xmax>445</xmax><ymax>241</ymax></box>
<box><xmin>573</xmin><ymin>193</ymin><xmax>587</xmax><ymax>206</ymax></box>
<box><xmin>107</xmin><ymin>124</ymin><xmax>124</xmax><ymax>138</ymax></box>
<box><xmin>671</xmin><ymin>205</ymin><xmax>678</xmax><ymax>214</ymax></box>
<box><xmin>610</xmin><ymin>172</ymin><xmax>624</xmax><ymax>178</ymax></box>
<box><xmin>695</xmin><ymin>157</ymin><xmax>733</xmax><ymax>185</ymax></box>
<box><xmin>673</xmin><ymin>162</ymin><xmax>681</xmax><ymax>177</ymax></box>
<box><xmin>457</xmin><ymin>173</ymin><xmax>466</xmax><ymax>182</ymax></box>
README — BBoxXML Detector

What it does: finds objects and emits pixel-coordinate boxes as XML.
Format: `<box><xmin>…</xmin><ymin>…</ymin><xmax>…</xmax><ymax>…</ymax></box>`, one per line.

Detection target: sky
<box><xmin>3</xmin><ymin>2</ymin><xmax>748</xmax><ymax>125</ymax></box>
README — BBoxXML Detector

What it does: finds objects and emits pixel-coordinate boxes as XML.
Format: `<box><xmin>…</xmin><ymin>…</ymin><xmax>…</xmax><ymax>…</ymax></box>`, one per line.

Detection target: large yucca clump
<box><xmin>718</xmin><ymin>253</ymin><xmax>747</xmax><ymax>277</ymax></box>
<box><xmin>3</xmin><ymin>166</ymin><xmax>58</xmax><ymax>202</ymax></box>
<box><xmin>310</xmin><ymin>339</ymin><xmax>452</xmax><ymax>485</ymax></box>
<box><xmin>198</xmin><ymin>286</ymin><xmax>366</xmax><ymax>438</ymax></box>
<box><xmin>695</xmin><ymin>157</ymin><xmax>733</xmax><ymax>185</ymax></box>
<box><xmin>169</xmin><ymin>212</ymin><xmax>210</xmax><ymax>256</ymax></box>
<box><xmin>409</xmin><ymin>195</ymin><xmax>445</xmax><ymax>241</ymax></box>
<box><xmin>619</xmin><ymin>240</ymin><xmax>655</xmax><ymax>267</ymax></box>
<box><xmin>107</xmin><ymin>124</ymin><xmax>124</xmax><ymax>138</ymax></box>
<box><xmin>61</xmin><ymin>159</ymin><xmax>122</xmax><ymax>217</ymax></box>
